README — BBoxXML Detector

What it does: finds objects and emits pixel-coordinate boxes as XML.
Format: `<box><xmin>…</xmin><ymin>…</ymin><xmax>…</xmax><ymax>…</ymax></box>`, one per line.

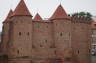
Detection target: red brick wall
<box><xmin>71</xmin><ymin>20</ymin><xmax>91</xmax><ymax>63</ymax></box>
<box><xmin>1</xmin><ymin>22</ymin><xmax>10</xmax><ymax>55</ymax></box>
<box><xmin>53</xmin><ymin>19</ymin><xmax>72</xmax><ymax>62</ymax></box>
<box><xmin>32</xmin><ymin>21</ymin><xmax>55</xmax><ymax>58</ymax></box>
<box><xmin>7</xmin><ymin>16</ymin><xmax>33</xmax><ymax>58</ymax></box>
<box><xmin>1</xmin><ymin>16</ymin><xmax>91</xmax><ymax>63</ymax></box>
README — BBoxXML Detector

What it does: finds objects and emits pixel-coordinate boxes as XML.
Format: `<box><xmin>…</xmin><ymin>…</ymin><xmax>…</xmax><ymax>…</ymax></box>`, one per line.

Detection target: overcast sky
<box><xmin>0</xmin><ymin>0</ymin><xmax>96</xmax><ymax>31</ymax></box>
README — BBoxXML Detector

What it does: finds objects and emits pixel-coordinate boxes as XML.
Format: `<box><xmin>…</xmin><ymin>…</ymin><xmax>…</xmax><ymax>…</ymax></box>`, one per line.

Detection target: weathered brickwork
<box><xmin>0</xmin><ymin>0</ymin><xmax>92</xmax><ymax>63</ymax></box>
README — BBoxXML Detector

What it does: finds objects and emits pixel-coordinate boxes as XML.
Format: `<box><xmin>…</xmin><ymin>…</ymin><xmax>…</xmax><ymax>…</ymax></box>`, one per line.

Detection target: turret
<box><xmin>12</xmin><ymin>0</ymin><xmax>32</xmax><ymax>16</ymax></box>
<box><xmin>0</xmin><ymin>10</ymin><xmax>13</xmax><ymax>63</ymax></box>
<box><xmin>0</xmin><ymin>10</ymin><xmax>13</xmax><ymax>55</ymax></box>
<box><xmin>50</xmin><ymin>5</ymin><xmax>72</xmax><ymax>63</ymax></box>
<box><xmin>34</xmin><ymin>13</ymin><xmax>43</xmax><ymax>21</ymax></box>
<box><xmin>7</xmin><ymin>0</ymin><xmax>33</xmax><ymax>62</ymax></box>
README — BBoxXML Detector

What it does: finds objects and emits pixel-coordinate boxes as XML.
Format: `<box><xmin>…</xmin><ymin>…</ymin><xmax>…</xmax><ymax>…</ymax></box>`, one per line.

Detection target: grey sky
<box><xmin>0</xmin><ymin>0</ymin><xmax>96</xmax><ymax>31</ymax></box>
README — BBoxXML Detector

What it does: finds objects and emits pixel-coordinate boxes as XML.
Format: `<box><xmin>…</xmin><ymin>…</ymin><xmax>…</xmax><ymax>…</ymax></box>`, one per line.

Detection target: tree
<box><xmin>72</xmin><ymin>12</ymin><xmax>92</xmax><ymax>19</ymax></box>
<box><xmin>86</xmin><ymin>12</ymin><xmax>92</xmax><ymax>18</ymax></box>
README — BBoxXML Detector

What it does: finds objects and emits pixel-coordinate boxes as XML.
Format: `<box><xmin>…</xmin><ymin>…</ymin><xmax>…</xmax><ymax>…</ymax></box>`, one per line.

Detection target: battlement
<box><xmin>71</xmin><ymin>16</ymin><xmax>92</xmax><ymax>24</ymax></box>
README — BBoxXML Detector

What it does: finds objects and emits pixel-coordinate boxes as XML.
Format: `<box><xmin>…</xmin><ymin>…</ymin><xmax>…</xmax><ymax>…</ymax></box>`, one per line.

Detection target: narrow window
<box><xmin>89</xmin><ymin>49</ymin><xmax>90</xmax><ymax>53</ymax></box>
<box><xmin>17</xmin><ymin>50</ymin><xmax>19</xmax><ymax>54</ymax></box>
<box><xmin>27</xmin><ymin>32</ymin><xmax>29</xmax><ymax>36</ymax></box>
<box><xmin>78</xmin><ymin>50</ymin><xmax>79</xmax><ymax>54</ymax></box>
<box><xmin>40</xmin><ymin>44</ymin><xmax>43</xmax><ymax>47</ymax></box>
<box><xmin>56</xmin><ymin>24</ymin><xmax>57</xmax><ymax>26</ymax></box>
<box><xmin>45</xmin><ymin>40</ymin><xmax>47</xmax><ymax>43</ymax></box>
<box><xmin>54</xmin><ymin>50</ymin><xmax>56</xmax><ymax>54</ymax></box>
<box><xmin>60</xmin><ymin>33</ymin><xmax>63</xmax><ymax>36</ymax></box>
<box><xmin>19</xmin><ymin>32</ymin><xmax>21</xmax><ymax>36</ymax></box>
<box><xmin>69</xmin><ymin>33</ymin><xmax>70</xmax><ymax>36</ymax></box>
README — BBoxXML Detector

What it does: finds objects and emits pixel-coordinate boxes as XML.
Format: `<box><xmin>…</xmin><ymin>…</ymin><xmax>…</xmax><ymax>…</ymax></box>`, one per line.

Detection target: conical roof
<box><xmin>34</xmin><ymin>13</ymin><xmax>43</xmax><ymax>21</ymax></box>
<box><xmin>50</xmin><ymin>5</ymin><xmax>69</xmax><ymax>19</ymax></box>
<box><xmin>4</xmin><ymin>10</ymin><xmax>13</xmax><ymax>22</ymax></box>
<box><xmin>12</xmin><ymin>0</ymin><xmax>32</xmax><ymax>16</ymax></box>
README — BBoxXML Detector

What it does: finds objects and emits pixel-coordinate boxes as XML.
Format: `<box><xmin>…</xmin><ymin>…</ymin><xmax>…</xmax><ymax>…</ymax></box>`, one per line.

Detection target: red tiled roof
<box><xmin>34</xmin><ymin>13</ymin><xmax>43</xmax><ymax>21</ymax></box>
<box><xmin>12</xmin><ymin>0</ymin><xmax>32</xmax><ymax>16</ymax></box>
<box><xmin>50</xmin><ymin>5</ymin><xmax>69</xmax><ymax>20</ymax></box>
<box><xmin>4</xmin><ymin>10</ymin><xmax>13</xmax><ymax>22</ymax></box>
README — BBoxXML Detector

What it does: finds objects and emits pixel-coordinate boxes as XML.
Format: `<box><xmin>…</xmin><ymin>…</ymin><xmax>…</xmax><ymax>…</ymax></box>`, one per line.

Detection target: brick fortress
<box><xmin>0</xmin><ymin>0</ymin><xmax>92</xmax><ymax>63</ymax></box>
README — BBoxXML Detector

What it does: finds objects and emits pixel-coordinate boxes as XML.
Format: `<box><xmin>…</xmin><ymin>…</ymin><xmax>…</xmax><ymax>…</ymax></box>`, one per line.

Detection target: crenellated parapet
<box><xmin>71</xmin><ymin>16</ymin><xmax>92</xmax><ymax>24</ymax></box>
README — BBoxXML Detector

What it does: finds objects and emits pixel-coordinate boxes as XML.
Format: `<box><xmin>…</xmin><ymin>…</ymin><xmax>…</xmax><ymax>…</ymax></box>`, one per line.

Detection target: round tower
<box><xmin>7</xmin><ymin>0</ymin><xmax>33</xmax><ymax>63</ymax></box>
<box><xmin>1</xmin><ymin>10</ymin><xmax>13</xmax><ymax>55</ymax></box>
<box><xmin>0</xmin><ymin>10</ymin><xmax>13</xmax><ymax>63</ymax></box>
<box><xmin>50</xmin><ymin>5</ymin><xmax>72</xmax><ymax>63</ymax></box>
